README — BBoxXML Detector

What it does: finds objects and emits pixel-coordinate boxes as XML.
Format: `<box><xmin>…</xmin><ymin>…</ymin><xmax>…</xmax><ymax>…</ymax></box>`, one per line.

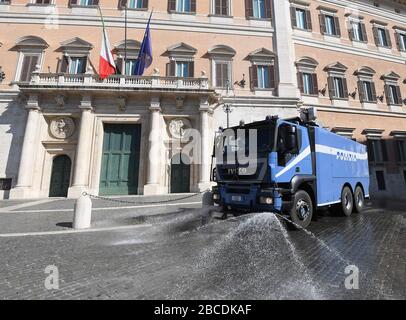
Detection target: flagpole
<box><xmin>124</xmin><ymin>2</ymin><xmax>127</xmax><ymax>75</ymax></box>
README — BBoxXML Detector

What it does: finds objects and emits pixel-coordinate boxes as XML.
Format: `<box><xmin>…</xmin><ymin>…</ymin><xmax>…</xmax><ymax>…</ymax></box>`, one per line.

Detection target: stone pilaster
<box><xmin>68</xmin><ymin>94</ymin><xmax>95</xmax><ymax>198</ymax></box>
<box><xmin>143</xmin><ymin>96</ymin><xmax>165</xmax><ymax>195</ymax></box>
<box><xmin>198</xmin><ymin>96</ymin><xmax>212</xmax><ymax>192</ymax></box>
<box><xmin>273</xmin><ymin>0</ymin><xmax>301</xmax><ymax>98</ymax></box>
<box><xmin>9</xmin><ymin>94</ymin><xmax>41</xmax><ymax>199</ymax></box>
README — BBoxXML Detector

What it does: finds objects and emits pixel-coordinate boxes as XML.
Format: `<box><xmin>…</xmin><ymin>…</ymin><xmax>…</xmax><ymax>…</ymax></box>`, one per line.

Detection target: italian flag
<box><xmin>99</xmin><ymin>26</ymin><xmax>116</xmax><ymax>79</ymax></box>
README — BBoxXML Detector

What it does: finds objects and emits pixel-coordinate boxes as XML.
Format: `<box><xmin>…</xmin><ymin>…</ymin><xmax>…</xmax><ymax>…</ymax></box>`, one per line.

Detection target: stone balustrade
<box><xmin>28</xmin><ymin>71</ymin><xmax>210</xmax><ymax>91</ymax></box>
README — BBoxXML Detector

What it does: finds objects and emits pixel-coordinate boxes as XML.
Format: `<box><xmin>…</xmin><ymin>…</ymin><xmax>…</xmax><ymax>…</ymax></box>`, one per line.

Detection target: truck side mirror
<box><xmin>286</xmin><ymin>134</ymin><xmax>298</xmax><ymax>153</ymax></box>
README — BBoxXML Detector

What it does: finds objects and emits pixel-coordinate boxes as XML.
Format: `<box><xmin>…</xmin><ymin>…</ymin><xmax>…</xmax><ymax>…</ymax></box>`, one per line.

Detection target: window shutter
<box><xmin>367</xmin><ymin>140</ymin><xmax>375</xmax><ymax>162</ymax></box>
<box><xmin>222</xmin><ymin>0</ymin><xmax>229</xmax><ymax>15</ymax></box>
<box><xmin>381</xmin><ymin>140</ymin><xmax>388</xmax><ymax>162</ymax></box>
<box><xmin>342</xmin><ymin>77</ymin><xmax>348</xmax><ymax>98</ymax></box>
<box><xmin>249</xmin><ymin>65</ymin><xmax>258</xmax><ymax>90</ymax></box>
<box><xmin>264</xmin><ymin>0</ymin><xmax>272</xmax><ymax>19</ymax></box>
<box><xmin>327</xmin><ymin>76</ymin><xmax>335</xmax><ymax>99</ymax></box>
<box><xmin>297</xmin><ymin>72</ymin><xmax>303</xmax><ymax>93</ymax></box>
<box><xmin>360</xmin><ymin>23</ymin><xmax>368</xmax><ymax>42</ymax></box>
<box><xmin>215</xmin><ymin>63</ymin><xmax>222</xmax><ymax>87</ymax></box>
<box><xmin>69</xmin><ymin>0</ymin><xmax>78</xmax><ymax>5</ymax></box>
<box><xmin>80</xmin><ymin>57</ymin><xmax>87</xmax><ymax>74</ymax></box>
<box><xmin>385</xmin><ymin>29</ymin><xmax>392</xmax><ymax>48</ymax></box>
<box><xmin>311</xmin><ymin>73</ymin><xmax>318</xmax><ymax>95</ymax></box>
<box><xmin>166</xmin><ymin>60</ymin><xmax>176</xmax><ymax>76</ymax></box>
<box><xmin>305</xmin><ymin>10</ymin><xmax>312</xmax><ymax>30</ymax></box>
<box><xmin>395</xmin><ymin>85</ymin><xmax>402</xmax><ymax>105</ymax></box>
<box><xmin>190</xmin><ymin>0</ymin><xmax>196</xmax><ymax>13</ymax></box>
<box><xmin>384</xmin><ymin>84</ymin><xmax>391</xmax><ymax>105</ymax></box>
<box><xmin>245</xmin><ymin>0</ymin><xmax>253</xmax><ymax>18</ymax></box>
<box><xmin>290</xmin><ymin>7</ymin><xmax>297</xmax><ymax>28</ymax></box>
<box><xmin>348</xmin><ymin>24</ymin><xmax>355</xmax><ymax>41</ymax></box>
<box><xmin>20</xmin><ymin>56</ymin><xmax>36</xmax><ymax>82</ymax></box>
<box><xmin>215</xmin><ymin>0</ymin><xmax>221</xmax><ymax>15</ymax></box>
<box><xmin>60</xmin><ymin>55</ymin><xmax>69</xmax><ymax>73</ymax></box>
<box><xmin>372</xmin><ymin>27</ymin><xmax>379</xmax><ymax>46</ymax></box>
<box><xmin>371</xmin><ymin>81</ymin><xmax>377</xmax><ymax>102</ymax></box>
<box><xmin>188</xmin><ymin>61</ymin><xmax>194</xmax><ymax>77</ymax></box>
<box><xmin>395</xmin><ymin>32</ymin><xmax>401</xmax><ymax>51</ymax></box>
<box><xmin>319</xmin><ymin>14</ymin><xmax>326</xmax><ymax>34</ymax></box>
<box><xmin>395</xmin><ymin>140</ymin><xmax>402</xmax><ymax>162</ymax></box>
<box><xmin>334</xmin><ymin>16</ymin><xmax>341</xmax><ymax>36</ymax></box>
<box><xmin>143</xmin><ymin>0</ymin><xmax>148</xmax><ymax>9</ymax></box>
<box><xmin>267</xmin><ymin>65</ymin><xmax>275</xmax><ymax>88</ymax></box>
<box><xmin>43</xmin><ymin>0</ymin><xmax>51</xmax><ymax>4</ymax></box>
<box><xmin>93</xmin><ymin>0</ymin><xmax>99</xmax><ymax>5</ymax></box>
<box><xmin>357</xmin><ymin>80</ymin><xmax>365</xmax><ymax>102</ymax></box>
<box><xmin>118</xmin><ymin>0</ymin><xmax>127</xmax><ymax>9</ymax></box>
<box><xmin>168</xmin><ymin>0</ymin><xmax>176</xmax><ymax>12</ymax></box>
<box><xmin>116</xmin><ymin>58</ymin><xmax>123</xmax><ymax>75</ymax></box>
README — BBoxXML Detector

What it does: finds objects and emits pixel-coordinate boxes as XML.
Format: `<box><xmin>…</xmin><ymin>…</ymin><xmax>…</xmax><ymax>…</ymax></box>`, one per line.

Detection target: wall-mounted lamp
<box><xmin>234</xmin><ymin>74</ymin><xmax>246</xmax><ymax>88</ymax></box>
<box><xmin>349</xmin><ymin>88</ymin><xmax>357</xmax><ymax>99</ymax></box>
<box><xmin>319</xmin><ymin>84</ymin><xmax>327</xmax><ymax>96</ymax></box>
<box><xmin>0</xmin><ymin>67</ymin><xmax>5</xmax><ymax>83</ymax></box>
<box><xmin>378</xmin><ymin>93</ymin><xmax>385</xmax><ymax>102</ymax></box>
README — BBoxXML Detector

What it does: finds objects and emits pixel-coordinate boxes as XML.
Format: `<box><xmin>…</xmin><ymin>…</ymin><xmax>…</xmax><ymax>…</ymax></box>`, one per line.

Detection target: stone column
<box><xmin>10</xmin><ymin>94</ymin><xmax>41</xmax><ymax>199</ymax></box>
<box><xmin>198</xmin><ymin>97</ymin><xmax>212</xmax><ymax>192</ymax></box>
<box><xmin>273</xmin><ymin>0</ymin><xmax>301</xmax><ymax>98</ymax></box>
<box><xmin>143</xmin><ymin>96</ymin><xmax>164</xmax><ymax>195</ymax></box>
<box><xmin>68</xmin><ymin>95</ymin><xmax>95</xmax><ymax>198</ymax></box>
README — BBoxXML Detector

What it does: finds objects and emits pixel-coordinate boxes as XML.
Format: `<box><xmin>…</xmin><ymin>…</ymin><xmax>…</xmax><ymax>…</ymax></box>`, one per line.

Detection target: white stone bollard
<box><xmin>202</xmin><ymin>191</ymin><xmax>214</xmax><ymax>206</ymax></box>
<box><xmin>73</xmin><ymin>193</ymin><xmax>92</xmax><ymax>229</ymax></box>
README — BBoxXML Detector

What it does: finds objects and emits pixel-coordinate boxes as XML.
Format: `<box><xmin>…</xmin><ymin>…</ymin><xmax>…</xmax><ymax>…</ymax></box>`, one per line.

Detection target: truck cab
<box><xmin>211</xmin><ymin>111</ymin><xmax>369</xmax><ymax>228</ymax></box>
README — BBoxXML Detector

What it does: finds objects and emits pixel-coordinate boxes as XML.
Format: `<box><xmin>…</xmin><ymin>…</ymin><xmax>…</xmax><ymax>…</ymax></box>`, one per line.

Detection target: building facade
<box><xmin>0</xmin><ymin>0</ymin><xmax>405</xmax><ymax>200</ymax></box>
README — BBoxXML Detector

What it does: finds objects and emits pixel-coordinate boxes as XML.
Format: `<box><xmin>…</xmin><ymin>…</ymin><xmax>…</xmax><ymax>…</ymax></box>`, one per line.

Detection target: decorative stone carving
<box><xmin>55</xmin><ymin>94</ymin><xmax>66</xmax><ymax>109</ymax></box>
<box><xmin>49</xmin><ymin>117</ymin><xmax>75</xmax><ymax>139</ymax></box>
<box><xmin>175</xmin><ymin>95</ymin><xmax>185</xmax><ymax>109</ymax></box>
<box><xmin>168</xmin><ymin>118</ymin><xmax>192</xmax><ymax>139</ymax></box>
<box><xmin>152</xmin><ymin>68</ymin><xmax>160</xmax><ymax>76</ymax></box>
<box><xmin>117</xmin><ymin>96</ymin><xmax>126</xmax><ymax>112</ymax></box>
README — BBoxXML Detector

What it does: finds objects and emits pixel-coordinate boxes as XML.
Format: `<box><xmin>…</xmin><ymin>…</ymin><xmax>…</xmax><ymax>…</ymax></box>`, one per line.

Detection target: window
<box><xmin>0</xmin><ymin>0</ymin><xmax>11</xmax><ymax>3</ymax></box>
<box><xmin>69</xmin><ymin>0</ymin><xmax>99</xmax><ymax>5</ymax></box>
<box><xmin>61</xmin><ymin>56</ymin><xmax>87</xmax><ymax>74</ymax></box>
<box><xmin>367</xmin><ymin>139</ymin><xmax>388</xmax><ymax>163</ymax></box>
<box><xmin>375</xmin><ymin>170</ymin><xmax>386</xmax><ymax>191</ymax></box>
<box><xmin>373</xmin><ymin>26</ymin><xmax>392</xmax><ymax>48</ymax></box>
<box><xmin>328</xmin><ymin>76</ymin><xmax>347</xmax><ymax>99</ymax></box>
<box><xmin>166</xmin><ymin>60</ymin><xmax>194</xmax><ymax>77</ymax></box>
<box><xmin>245</xmin><ymin>0</ymin><xmax>271</xmax><ymax>20</ymax></box>
<box><xmin>214</xmin><ymin>0</ymin><xmax>229</xmax><ymax>16</ymax></box>
<box><xmin>0</xmin><ymin>178</ymin><xmax>12</xmax><ymax>191</ymax></box>
<box><xmin>214</xmin><ymin>61</ymin><xmax>231</xmax><ymax>88</ymax></box>
<box><xmin>358</xmin><ymin>80</ymin><xmax>377</xmax><ymax>103</ymax></box>
<box><xmin>349</xmin><ymin>21</ymin><xmax>367</xmax><ymax>42</ymax></box>
<box><xmin>297</xmin><ymin>72</ymin><xmax>318</xmax><ymax>95</ymax></box>
<box><xmin>396</xmin><ymin>32</ymin><xmax>406</xmax><ymax>51</ymax></box>
<box><xmin>320</xmin><ymin>14</ymin><xmax>340</xmax><ymax>36</ymax></box>
<box><xmin>127</xmin><ymin>0</ymin><xmax>148</xmax><ymax>9</ymax></box>
<box><xmin>385</xmin><ymin>84</ymin><xmax>402</xmax><ymax>105</ymax></box>
<box><xmin>291</xmin><ymin>7</ymin><xmax>312</xmax><ymax>30</ymax></box>
<box><xmin>18</xmin><ymin>54</ymin><xmax>40</xmax><ymax>82</ymax></box>
<box><xmin>396</xmin><ymin>140</ymin><xmax>406</xmax><ymax>162</ymax></box>
<box><xmin>250</xmin><ymin>65</ymin><xmax>274</xmax><ymax>89</ymax></box>
<box><xmin>124</xmin><ymin>59</ymin><xmax>137</xmax><ymax>75</ymax></box>
<box><xmin>168</xmin><ymin>0</ymin><xmax>196</xmax><ymax>13</ymax></box>
<box><xmin>34</xmin><ymin>0</ymin><xmax>52</xmax><ymax>4</ymax></box>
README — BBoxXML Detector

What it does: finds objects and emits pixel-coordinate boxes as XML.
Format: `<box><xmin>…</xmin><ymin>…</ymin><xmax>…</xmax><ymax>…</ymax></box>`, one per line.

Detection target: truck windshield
<box><xmin>219</xmin><ymin>124</ymin><xmax>275</xmax><ymax>158</ymax></box>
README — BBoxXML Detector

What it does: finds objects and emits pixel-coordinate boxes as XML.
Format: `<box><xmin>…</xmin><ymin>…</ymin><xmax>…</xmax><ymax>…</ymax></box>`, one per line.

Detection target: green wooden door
<box><xmin>170</xmin><ymin>154</ymin><xmax>190</xmax><ymax>193</ymax></box>
<box><xmin>99</xmin><ymin>124</ymin><xmax>141</xmax><ymax>196</ymax></box>
<box><xmin>49</xmin><ymin>155</ymin><xmax>71</xmax><ymax>197</ymax></box>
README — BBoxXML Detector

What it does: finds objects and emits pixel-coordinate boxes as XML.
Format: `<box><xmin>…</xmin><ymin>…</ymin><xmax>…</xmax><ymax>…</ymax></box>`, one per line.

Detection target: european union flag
<box><xmin>134</xmin><ymin>13</ymin><xmax>153</xmax><ymax>76</ymax></box>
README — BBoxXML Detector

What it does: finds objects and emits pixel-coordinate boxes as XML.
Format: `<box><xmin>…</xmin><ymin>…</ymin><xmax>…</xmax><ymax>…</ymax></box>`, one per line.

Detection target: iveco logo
<box><xmin>227</xmin><ymin>168</ymin><xmax>248</xmax><ymax>175</ymax></box>
<box><xmin>336</xmin><ymin>151</ymin><xmax>357</xmax><ymax>162</ymax></box>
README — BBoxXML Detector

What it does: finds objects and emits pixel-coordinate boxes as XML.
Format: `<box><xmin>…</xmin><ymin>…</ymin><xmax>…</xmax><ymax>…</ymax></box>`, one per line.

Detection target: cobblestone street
<box><xmin>0</xmin><ymin>196</ymin><xmax>405</xmax><ymax>300</ymax></box>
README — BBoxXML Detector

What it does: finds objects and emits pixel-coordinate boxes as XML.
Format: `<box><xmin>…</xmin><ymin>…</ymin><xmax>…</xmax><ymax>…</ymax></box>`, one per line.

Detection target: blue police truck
<box><xmin>211</xmin><ymin>109</ymin><xmax>370</xmax><ymax>228</ymax></box>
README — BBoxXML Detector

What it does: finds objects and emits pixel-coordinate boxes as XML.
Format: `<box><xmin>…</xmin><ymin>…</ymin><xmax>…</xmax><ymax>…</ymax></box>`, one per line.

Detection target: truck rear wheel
<box><xmin>340</xmin><ymin>186</ymin><xmax>354</xmax><ymax>217</ymax></box>
<box><xmin>353</xmin><ymin>186</ymin><xmax>365</xmax><ymax>213</ymax></box>
<box><xmin>288</xmin><ymin>190</ymin><xmax>313</xmax><ymax>229</ymax></box>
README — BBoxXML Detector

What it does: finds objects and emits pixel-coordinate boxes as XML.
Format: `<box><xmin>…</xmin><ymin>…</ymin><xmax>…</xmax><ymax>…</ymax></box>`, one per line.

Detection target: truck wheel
<box><xmin>353</xmin><ymin>186</ymin><xmax>365</xmax><ymax>213</ymax></box>
<box><xmin>288</xmin><ymin>190</ymin><xmax>313</xmax><ymax>229</ymax></box>
<box><xmin>340</xmin><ymin>186</ymin><xmax>354</xmax><ymax>217</ymax></box>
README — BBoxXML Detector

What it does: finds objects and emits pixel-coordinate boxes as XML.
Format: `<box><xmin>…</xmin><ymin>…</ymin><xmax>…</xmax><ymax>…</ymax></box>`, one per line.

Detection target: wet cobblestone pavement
<box><xmin>0</xmin><ymin>202</ymin><xmax>405</xmax><ymax>299</ymax></box>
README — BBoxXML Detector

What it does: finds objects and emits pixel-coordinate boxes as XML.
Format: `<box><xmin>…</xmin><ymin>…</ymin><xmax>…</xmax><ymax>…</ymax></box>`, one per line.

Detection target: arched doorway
<box><xmin>49</xmin><ymin>155</ymin><xmax>71</xmax><ymax>197</ymax></box>
<box><xmin>170</xmin><ymin>153</ymin><xmax>190</xmax><ymax>193</ymax></box>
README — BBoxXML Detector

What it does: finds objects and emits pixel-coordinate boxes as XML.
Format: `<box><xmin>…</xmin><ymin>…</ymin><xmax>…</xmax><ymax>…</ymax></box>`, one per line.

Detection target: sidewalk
<box><xmin>0</xmin><ymin>194</ymin><xmax>203</xmax><ymax>235</ymax></box>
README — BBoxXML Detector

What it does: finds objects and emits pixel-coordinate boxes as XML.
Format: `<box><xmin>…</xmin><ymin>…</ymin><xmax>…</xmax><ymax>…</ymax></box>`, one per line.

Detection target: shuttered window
<box><xmin>69</xmin><ymin>0</ymin><xmax>99</xmax><ymax>6</ymax></box>
<box><xmin>373</xmin><ymin>27</ymin><xmax>392</xmax><ymax>48</ymax></box>
<box><xmin>34</xmin><ymin>0</ymin><xmax>52</xmax><ymax>4</ymax></box>
<box><xmin>297</xmin><ymin>72</ymin><xmax>318</xmax><ymax>95</ymax></box>
<box><xmin>19</xmin><ymin>54</ymin><xmax>40</xmax><ymax>82</ymax></box>
<box><xmin>245</xmin><ymin>0</ymin><xmax>271</xmax><ymax>19</ymax></box>
<box><xmin>358</xmin><ymin>80</ymin><xmax>377</xmax><ymax>103</ymax></box>
<box><xmin>68</xmin><ymin>57</ymin><xmax>87</xmax><ymax>74</ymax></box>
<box><xmin>396</xmin><ymin>32</ymin><xmax>406</xmax><ymax>51</ymax></box>
<box><xmin>367</xmin><ymin>139</ymin><xmax>388</xmax><ymax>163</ymax></box>
<box><xmin>328</xmin><ymin>76</ymin><xmax>348</xmax><ymax>99</ymax></box>
<box><xmin>168</xmin><ymin>0</ymin><xmax>196</xmax><ymax>13</ymax></box>
<box><xmin>349</xmin><ymin>22</ymin><xmax>368</xmax><ymax>43</ymax></box>
<box><xmin>291</xmin><ymin>7</ymin><xmax>312</xmax><ymax>30</ymax></box>
<box><xmin>214</xmin><ymin>0</ymin><xmax>229</xmax><ymax>16</ymax></box>
<box><xmin>320</xmin><ymin>14</ymin><xmax>340</xmax><ymax>36</ymax></box>
<box><xmin>124</xmin><ymin>0</ymin><xmax>148</xmax><ymax>9</ymax></box>
<box><xmin>166</xmin><ymin>61</ymin><xmax>194</xmax><ymax>77</ymax></box>
<box><xmin>214</xmin><ymin>62</ymin><xmax>230</xmax><ymax>88</ymax></box>
<box><xmin>250</xmin><ymin>65</ymin><xmax>275</xmax><ymax>90</ymax></box>
<box><xmin>385</xmin><ymin>84</ymin><xmax>402</xmax><ymax>105</ymax></box>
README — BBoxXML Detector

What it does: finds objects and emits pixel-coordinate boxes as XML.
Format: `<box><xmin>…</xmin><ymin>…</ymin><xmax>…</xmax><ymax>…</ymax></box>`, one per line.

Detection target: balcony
<box><xmin>19</xmin><ymin>71</ymin><xmax>210</xmax><ymax>93</ymax></box>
